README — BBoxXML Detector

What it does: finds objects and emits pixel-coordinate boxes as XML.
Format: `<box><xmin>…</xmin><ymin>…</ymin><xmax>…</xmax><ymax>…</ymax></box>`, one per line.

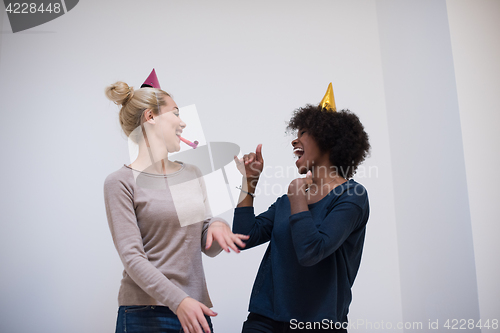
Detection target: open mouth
<box><xmin>293</xmin><ymin>147</ymin><xmax>304</xmax><ymax>160</ymax></box>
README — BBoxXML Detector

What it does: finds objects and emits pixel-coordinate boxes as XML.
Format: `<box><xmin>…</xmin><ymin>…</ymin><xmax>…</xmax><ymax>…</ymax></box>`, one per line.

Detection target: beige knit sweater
<box><xmin>103</xmin><ymin>162</ymin><xmax>225</xmax><ymax>313</ymax></box>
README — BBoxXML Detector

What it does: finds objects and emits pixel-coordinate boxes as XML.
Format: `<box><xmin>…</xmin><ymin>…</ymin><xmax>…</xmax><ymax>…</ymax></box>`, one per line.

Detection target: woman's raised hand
<box><xmin>176</xmin><ymin>297</ymin><xmax>216</xmax><ymax>333</ymax></box>
<box><xmin>234</xmin><ymin>144</ymin><xmax>264</xmax><ymax>180</ymax></box>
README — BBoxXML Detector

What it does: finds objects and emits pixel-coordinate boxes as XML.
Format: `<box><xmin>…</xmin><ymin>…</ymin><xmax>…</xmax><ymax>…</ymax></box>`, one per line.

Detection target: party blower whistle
<box><xmin>179</xmin><ymin>136</ymin><xmax>199</xmax><ymax>149</ymax></box>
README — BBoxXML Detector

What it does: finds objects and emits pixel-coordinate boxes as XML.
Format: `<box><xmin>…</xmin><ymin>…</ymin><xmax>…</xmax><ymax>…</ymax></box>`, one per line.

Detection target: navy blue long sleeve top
<box><xmin>233</xmin><ymin>179</ymin><xmax>369</xmax><ymax>323</ymax></box>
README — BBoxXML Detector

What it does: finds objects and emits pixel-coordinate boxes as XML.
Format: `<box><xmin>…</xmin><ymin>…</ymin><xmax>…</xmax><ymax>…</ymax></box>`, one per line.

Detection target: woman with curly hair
<box><xmin>233</xmin><ymin>84</ymin><xmax>371</xmax><ymax>332</ymax></box>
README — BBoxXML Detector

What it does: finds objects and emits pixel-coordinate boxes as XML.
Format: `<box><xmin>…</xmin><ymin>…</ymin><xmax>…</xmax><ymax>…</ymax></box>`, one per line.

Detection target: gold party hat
<box><xmin>319</xmin><ymin>82</ymin><xmax>336</xmax><ymax>112</ymax></box>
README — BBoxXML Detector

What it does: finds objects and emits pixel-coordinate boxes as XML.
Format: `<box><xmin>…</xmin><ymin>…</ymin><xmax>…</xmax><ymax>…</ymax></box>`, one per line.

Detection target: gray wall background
<box><xmin>0</xmin><ymin>1</ymin><xmax>498</xmax><ymax>332</ymax></box>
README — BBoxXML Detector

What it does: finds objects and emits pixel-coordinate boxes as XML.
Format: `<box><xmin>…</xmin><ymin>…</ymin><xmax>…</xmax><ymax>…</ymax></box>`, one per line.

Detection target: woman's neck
<box><xmin>130</xmin><ymin>144</ymin><xmax>180</xmax><ymax>175</ymax></box>
<box><xmin>311</xmin><ymin>164</ymin><xmax>346</xmax><ymax>187</ymax></box>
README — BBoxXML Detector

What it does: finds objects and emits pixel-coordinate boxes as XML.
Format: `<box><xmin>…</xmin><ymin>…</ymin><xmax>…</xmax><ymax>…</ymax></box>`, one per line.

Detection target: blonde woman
<box><xmin>104</xmin><ymin>70</ymin><xmax>248</xmax><ymax>333</ymax></box>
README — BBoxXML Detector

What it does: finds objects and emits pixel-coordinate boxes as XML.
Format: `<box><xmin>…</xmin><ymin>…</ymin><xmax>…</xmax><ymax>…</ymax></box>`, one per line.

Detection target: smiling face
<box><xmin>292</xmin><ymin>129</ymin><xmax>330</xmax><ymax>174</ymax></box>
<box><xmin>156</xmin><ymin>95</ymin><xmax>186</xmax><ymax>153</ymax></box>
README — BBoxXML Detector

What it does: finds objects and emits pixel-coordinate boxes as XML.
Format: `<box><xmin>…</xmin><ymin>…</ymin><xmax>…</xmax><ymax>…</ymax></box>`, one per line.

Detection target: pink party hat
<box><xmin>141</xmin><ymin>69</ymin><xmax>161</xmax><ymax>88</ymax></box>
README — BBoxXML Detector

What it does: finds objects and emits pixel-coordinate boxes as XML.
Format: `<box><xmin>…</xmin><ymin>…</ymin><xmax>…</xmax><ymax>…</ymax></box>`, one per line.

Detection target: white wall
<box><xmin>447</xmin><ymin>0</ymin><xmax>500</xmax><ymax>327</ymax></box>
<box><xmin>376</xmin><ymin>0</ymin><xmax>480</xmax><ymax>329</ymax></box>
<box><xmin>0</xmin><ymin>1</ymin><xmax>497</xmax><ymax>332</ymax></box>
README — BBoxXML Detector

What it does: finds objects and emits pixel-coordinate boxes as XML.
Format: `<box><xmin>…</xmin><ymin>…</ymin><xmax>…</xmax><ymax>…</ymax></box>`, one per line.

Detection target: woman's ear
<box><xmin>143</xmin><ymin>109</ymin><xmax>155</xmax><ymax>122</ymax></box>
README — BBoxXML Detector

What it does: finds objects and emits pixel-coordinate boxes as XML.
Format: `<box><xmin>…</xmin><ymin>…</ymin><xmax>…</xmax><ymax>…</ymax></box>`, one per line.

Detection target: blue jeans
<box><xmin>115</xmin><ymin>305</ymin><xmax>214</xmax><ymax>333</ymax></box>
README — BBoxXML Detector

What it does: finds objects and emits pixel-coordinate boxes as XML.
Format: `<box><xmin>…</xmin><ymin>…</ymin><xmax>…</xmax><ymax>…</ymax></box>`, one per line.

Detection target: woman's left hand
<box><xmin>206</xmin><ymin>221</ymin><xmax>250</xmax><ymax>253</ymax></box>
<box><xmin>287</xmin><ymin>170</ymin><xmax>313</xmax><ymax>198</ymax></box>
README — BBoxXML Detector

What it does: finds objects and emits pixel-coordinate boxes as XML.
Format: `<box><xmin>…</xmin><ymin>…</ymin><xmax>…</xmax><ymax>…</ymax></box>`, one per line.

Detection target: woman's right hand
<box><xmin>234</xmin><ymin>144</ymin><xmax>264</xmax><ymax>181</ymax></box>
<box><xmin>176</xmin><ymin>297</ymin><xmax>217</xmax><ymax>333</ymax></box>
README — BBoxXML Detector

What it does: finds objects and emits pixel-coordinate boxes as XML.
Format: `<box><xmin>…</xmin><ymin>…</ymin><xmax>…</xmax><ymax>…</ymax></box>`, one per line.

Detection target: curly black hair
<box><xmin>287</xmin><ymin>104</ymin><xmax>371</xmax><ymax>179</ymax></box>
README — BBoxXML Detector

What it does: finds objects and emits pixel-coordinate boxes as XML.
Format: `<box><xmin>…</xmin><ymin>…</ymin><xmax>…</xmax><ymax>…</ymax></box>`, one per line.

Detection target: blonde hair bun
<box><xmin>105</xmin><ymin>81</ymin><xmax>134</xmax><ymax>106</ymax></box>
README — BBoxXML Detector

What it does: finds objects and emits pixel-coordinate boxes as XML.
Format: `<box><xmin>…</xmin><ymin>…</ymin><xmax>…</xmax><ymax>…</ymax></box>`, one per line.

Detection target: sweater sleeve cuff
<box><xmin>208</xmin><ymin>217</ymin><xmax>230</xmax><ymax>228</ymax></box>
<box><xmin>233</xmin><ymin>206</ymin><xmax>255</xmax><ymax>234</ymax></box>
<box><xmin>234</xmin><ymin>206</ymin><xmax>255</xmax><ymax>215</ymax></box>
<box><xmin>167</xmin><ymin>290</ymin><xmax>189</xmax><ymax>314</ymax></box>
